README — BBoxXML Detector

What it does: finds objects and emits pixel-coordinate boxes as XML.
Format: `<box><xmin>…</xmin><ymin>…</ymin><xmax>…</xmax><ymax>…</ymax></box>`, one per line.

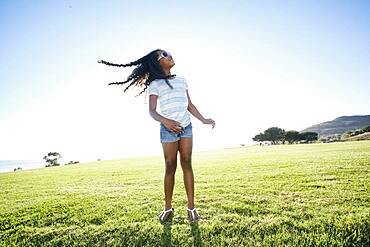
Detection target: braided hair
<box><xmin>98</xmin><ymin>49</ymin><xmax>175</xmax><ymax>97</ymax></box>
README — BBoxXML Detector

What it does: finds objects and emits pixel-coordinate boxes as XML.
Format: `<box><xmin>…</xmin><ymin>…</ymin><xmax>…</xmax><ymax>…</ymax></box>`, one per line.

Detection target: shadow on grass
<box><xmin>161</xmin><ymin>216</ymin><xmax>173</xmax><ymax>247</ymax></box>
<box><xmin>190</xmin><ymin>222</ymin><xmax>202</xmax><ymax>246</ymax></box>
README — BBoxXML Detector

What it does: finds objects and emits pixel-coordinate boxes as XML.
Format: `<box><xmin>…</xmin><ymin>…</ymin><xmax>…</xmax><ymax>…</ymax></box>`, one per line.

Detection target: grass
<box><xmin>0</xmin><ymin>141</ymin><xmax>369</xmax><ymax>246</ymax></box>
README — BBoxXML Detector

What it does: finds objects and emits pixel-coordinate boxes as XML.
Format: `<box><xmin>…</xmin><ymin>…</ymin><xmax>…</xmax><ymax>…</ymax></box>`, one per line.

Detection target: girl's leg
<box><xmin>178</xmin><ymin>137</ymin><xmax>194</xmax><ymax>209</ymax></box>
<box><xmin>161</xmin><ymin>141</ymin><xmax>179</xmax><ymax>210</ymax></box>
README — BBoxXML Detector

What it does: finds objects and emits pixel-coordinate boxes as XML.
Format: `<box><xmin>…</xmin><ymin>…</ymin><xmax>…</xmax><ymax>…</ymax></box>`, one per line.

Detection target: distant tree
<box><xmin>361</xmin><ymin>125</ymin><xmax>370</xmax><ymax>133</ymax></box>
<box><xmin>252</xmin><ymin>133</ymin><xmax>266</xmax><ymax>142</ymax></box>
<box><xmin>285</xmin><ymin>130</ymin><xmax>300</xmax><ymax>144</ymax></box>
<box><xmin>264</xmin><ymin>127</ymin><xmax>285</xmax><ymax>145</ymax></box>
<box><xmin>43</xmin><ymin>152</ymin><xmax>62</xmax><ymax>167</ymax></box>
<box><xmin>346</xmin><ymin>130</ymin><xmax>354</xmax><ymax>136</ymax></box>
<box><xmin>326</xmin><ymin>134</ymin><xmax>342</xmax><ymax>142</ymax></box>
<box><xmin>319</xmin><ymin>137</ymin><xmax>328</xmax><ymax>143</ymax></box>
<box><xmin>341</xmin><ymin>126</ymin><xmax>370</xmax><ymax>140</ymax></box>
<box><xmin>299</xmin><ymin>132</ymin><xmax>318</xmax><ymax>143</ymax></box>
<box><xmin>65</xmin><ymin>161</ymin><xmax>79</xmax><ymax>165</ymax></box>
<box><xmin>354</xmin><ymin>130</ymin><xmax>361</xmax><ymax>136</ymax></box>
<box><xmin>280</xmin><ymin>133</ymin><xmax>286</xmax><ymax>144</ymax></box>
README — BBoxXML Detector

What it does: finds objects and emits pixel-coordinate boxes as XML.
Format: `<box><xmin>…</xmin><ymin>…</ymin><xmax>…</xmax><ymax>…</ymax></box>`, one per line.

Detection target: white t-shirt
<box><xmin>148</xmin><ymin>76</ymin><xmax>191</xmax><ymax>128</ymax></box>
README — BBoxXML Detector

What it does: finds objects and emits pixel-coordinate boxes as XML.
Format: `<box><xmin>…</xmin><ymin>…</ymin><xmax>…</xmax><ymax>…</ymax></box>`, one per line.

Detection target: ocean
<box><xmin>0</xmin><ymin>160</ymin><xmax>48</xmax><ymax>173</ymax></box>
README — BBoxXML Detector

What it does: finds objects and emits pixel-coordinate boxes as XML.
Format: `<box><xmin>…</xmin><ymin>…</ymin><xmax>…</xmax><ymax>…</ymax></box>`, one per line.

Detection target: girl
<box><xmin>98</xmin><ymin>49</ymin><xmax>215</xmax><ymax>223</ymax></box>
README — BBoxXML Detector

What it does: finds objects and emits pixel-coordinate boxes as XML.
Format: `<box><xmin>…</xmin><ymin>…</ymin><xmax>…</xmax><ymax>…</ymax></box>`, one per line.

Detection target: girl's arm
<box><xmin>149</xmin><ymin>95</ymin><xmax>184</xmax><ymax>133</ymax></box>
<box><xmin>186</xmin><ymin>91</ymin><xmax>216</xmax><ymax>128</ymax></box>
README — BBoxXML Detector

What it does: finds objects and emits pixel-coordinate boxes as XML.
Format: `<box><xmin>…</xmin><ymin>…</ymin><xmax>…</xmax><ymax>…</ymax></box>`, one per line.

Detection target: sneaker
<box><xmin>187</xmin><ymin>207</ymin><xmax>201</xmax><ymax>223</ymax></box>
<box><xmin>158</xmin><ymin>207</ymin><xmax>174</xmax><ymax>223</ymax></box>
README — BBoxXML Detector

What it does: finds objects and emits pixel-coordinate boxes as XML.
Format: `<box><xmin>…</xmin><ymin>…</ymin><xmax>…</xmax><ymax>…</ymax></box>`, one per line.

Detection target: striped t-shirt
<box><xmin>148</xmin><ymin>76</ymin><xmax>191</xmax><ymax>128</ymax></box>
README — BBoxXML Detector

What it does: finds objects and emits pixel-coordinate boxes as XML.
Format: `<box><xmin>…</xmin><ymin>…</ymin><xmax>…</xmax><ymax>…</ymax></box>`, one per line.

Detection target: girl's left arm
<box><xmin>186</xmin><ymin>91</ymin><xmax>216</xmax><ymax>128</ymax></box>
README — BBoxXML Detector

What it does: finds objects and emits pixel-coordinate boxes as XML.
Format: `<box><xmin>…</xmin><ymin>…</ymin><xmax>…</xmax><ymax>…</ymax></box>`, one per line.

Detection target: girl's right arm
<box><xmin>149</xmin><ymin>95</ymin><xmax>184</xmax><ymax>133</ymax></box>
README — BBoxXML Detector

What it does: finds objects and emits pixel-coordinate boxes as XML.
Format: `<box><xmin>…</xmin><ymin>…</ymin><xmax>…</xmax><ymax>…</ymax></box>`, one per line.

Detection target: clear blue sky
<box><xmin>0</xmin><ymin>1</ymin><xmax>369</xmax><ymax>161</ymax></box>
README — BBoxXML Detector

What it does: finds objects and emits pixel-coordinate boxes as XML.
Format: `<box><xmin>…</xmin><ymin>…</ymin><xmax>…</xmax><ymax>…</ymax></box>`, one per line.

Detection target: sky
<box><xmin>0</xmin><ymin>0</ymin><xmax>369</xmax><ymax>162</ymax></box>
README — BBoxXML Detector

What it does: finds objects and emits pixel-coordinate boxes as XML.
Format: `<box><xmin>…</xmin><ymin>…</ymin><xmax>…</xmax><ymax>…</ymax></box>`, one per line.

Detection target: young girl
<box><xmin>98</xmin><ymin>49</ymin><xmax>215</xmax><ymax>223</ymax></box>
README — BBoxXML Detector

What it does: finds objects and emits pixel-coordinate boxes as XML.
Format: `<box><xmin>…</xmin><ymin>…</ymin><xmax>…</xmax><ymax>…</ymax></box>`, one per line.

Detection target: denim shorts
<box><xmin>160</xmin><ymin>122</ymin><xmax>193</xmax><ymax>143</ymax></box>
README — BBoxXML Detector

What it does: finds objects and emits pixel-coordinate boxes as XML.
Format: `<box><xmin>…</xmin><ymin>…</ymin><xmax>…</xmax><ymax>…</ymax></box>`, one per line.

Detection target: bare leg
<box><xmin>161</xmin><ymin>141</ymin><xmax>179</xmax><ymax>210</ymax></box>
<box><xmin>178</xmin><ymin>137</ymin><xmax>194</xmax><ymax>209</ymax></box>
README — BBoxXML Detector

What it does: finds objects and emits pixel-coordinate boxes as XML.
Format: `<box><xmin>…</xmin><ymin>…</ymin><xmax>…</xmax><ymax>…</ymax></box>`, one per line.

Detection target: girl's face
<box><xmin>158</xmin><ymin>50</ymin><xmax>175</xmax><ymax>70</ymax></box>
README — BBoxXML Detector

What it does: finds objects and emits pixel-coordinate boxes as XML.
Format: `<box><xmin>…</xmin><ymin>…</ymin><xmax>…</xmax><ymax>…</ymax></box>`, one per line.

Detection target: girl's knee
<box><xmin>180</xmin><ymin>157</ymin><xmax>192</xmax><ymax>170</ymax></box>
<box><xmin>165</xmin><ymin>160</ymin><xmax>177</xmax><ymax>175</ymax></box>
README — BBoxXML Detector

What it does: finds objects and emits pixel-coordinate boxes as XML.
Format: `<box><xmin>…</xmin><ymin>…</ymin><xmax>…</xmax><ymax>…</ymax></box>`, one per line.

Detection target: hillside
<box><xmin>345</xmin><ymin>132</ymin><xmax>370</xmax><ymax>141</ymax></box>
<box><xmin>301</xmin><ymin>115</ymin><xmax>370</xmax><ymax>137</ymax></box>
<box><xmin>1</xmin><ymin>141</ymin><xmax>369</xmax><ymax>246</ymax></box>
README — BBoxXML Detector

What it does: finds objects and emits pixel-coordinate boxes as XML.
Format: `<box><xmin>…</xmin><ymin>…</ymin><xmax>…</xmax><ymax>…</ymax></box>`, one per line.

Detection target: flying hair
<box><xmin>97</xmin><ymin>49</ymin><xmax>175</xmax><ymax>97</ymax></box>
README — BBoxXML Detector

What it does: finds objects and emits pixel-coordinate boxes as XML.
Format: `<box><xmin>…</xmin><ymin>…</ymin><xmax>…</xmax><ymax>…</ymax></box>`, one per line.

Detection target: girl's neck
<box><xmin>163</xmin><ymin>68</ymin><xmax>172</xmax><ymax>77</ymax></box>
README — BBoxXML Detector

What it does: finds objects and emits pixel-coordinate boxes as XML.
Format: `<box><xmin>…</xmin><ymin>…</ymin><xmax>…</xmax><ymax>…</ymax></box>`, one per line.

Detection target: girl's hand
<box><xmin>202</xmin><ymin>118</ymin><xmax>216</xmax><ymax>129</ymax></box>
<box><xmin>163</xmin><ymin>119</ymin><xmax>184</xmax><ymax>133</ymax></box>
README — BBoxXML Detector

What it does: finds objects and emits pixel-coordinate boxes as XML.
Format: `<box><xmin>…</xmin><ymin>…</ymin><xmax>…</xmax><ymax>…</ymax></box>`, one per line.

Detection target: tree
<box><xmin>362</xmin><ymin>125</ymin><xmax>370</xmax><ymax>133</ymax></box>
<box><xmin>285</xmin><ymin>130</ymin><xmax>300</xmax><ymax>144</ymax></box>
<box><xmin>299</xmin><ymin>132</ymin><xmax>318</xmax><ymax>143</ymax></box>
<box><xmin>263</xmin><ymin>127</ymin><xmax>285</xmax><ymax>145</ymax></box>
<box><xmin>65</xmin><ymin>161</ymin><xmax>79</xmax><ymax>165</ymax></box>
<box><xmin>43</xmin><ymin>152</ymin><xmax>62</xmax><ymax>167</ymax></box>
<box><xmin>252</xmin><ymin>133</ymin><xmax>266</xmax><ymax>142</ymax></box>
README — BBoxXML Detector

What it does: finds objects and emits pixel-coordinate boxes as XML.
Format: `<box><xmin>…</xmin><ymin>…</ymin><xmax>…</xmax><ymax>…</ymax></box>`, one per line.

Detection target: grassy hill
<box><xmin>1</xmin><ymin>141</ymin><xmax>369</xmax><ymax>246</ymax></box>
<box><xmin>302</xmin><ymin>115</ymin><xmax>370</xmax><ymax>137</ymax></box>
<box><xmin>346</xmin><ymin>132</ymin><xmax>370</xmax><ymax>141</ymax></box>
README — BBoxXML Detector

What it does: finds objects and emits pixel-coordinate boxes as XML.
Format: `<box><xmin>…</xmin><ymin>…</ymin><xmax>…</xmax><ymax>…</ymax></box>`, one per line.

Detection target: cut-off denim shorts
<box><xmin>160</xmin><ymin>122</ymin><xmax>193</xmax><ymax>143</ymax></box>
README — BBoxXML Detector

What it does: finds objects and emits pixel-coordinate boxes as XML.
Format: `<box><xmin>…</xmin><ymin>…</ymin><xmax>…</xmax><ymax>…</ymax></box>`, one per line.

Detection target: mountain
<box><xmin>301</xmin><ymin>115</ymin><xmax>370</xmax><ymax>137</ymax></box>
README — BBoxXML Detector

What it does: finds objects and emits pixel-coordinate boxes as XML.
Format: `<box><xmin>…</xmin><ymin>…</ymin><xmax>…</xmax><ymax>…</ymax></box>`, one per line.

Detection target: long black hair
<box><xmin>98</xmin><ymin>49</ymin><xmax>175</xmax><ymax>97</ymax></box>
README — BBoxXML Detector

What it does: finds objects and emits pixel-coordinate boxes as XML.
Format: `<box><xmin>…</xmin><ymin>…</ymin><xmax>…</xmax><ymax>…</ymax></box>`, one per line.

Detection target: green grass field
<box><xmin>1</xmin><ymin>141</ymin><xmax>369</xmax><ymax>246</ymax></box>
